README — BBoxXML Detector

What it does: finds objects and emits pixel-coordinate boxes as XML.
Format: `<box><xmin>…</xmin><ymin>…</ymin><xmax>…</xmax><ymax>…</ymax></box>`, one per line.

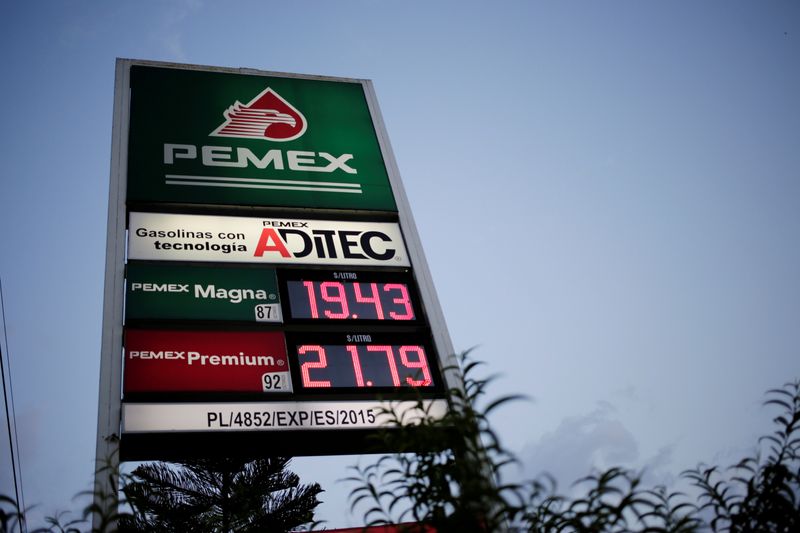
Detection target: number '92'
<box><xmin>262</xmin><ymin>373</ymin><xmax>285</xmax><ymax>390</ymax></box>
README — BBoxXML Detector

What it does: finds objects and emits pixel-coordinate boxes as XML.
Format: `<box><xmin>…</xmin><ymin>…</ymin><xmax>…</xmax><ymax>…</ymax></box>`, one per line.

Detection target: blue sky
<box><xmin>1</xmin><ymin>0</ymin><xmax>799</xmax><ymax>528</ymax></box>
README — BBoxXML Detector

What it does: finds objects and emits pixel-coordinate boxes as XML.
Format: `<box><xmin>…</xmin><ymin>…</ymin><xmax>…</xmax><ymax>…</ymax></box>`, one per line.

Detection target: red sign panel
<box><xmin>124</xmin><ymin>329</ymin><xmax>290</xmax><ymax>394</ymax></box>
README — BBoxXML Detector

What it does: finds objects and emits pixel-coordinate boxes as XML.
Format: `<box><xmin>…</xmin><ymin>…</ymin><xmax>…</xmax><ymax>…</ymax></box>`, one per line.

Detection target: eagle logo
<box><xmin>210</xmin><ymin>87</ymin><xmax>307</xmax><ymax>142</ymax></box>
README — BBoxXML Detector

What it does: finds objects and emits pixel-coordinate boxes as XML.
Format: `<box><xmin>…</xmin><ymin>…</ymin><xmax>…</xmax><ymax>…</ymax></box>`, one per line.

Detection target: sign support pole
<box><xmin>93</xmin><ymin>58</ymin><xmax>130</xmax><ymax>530</ymax></box>
<box><xmin>361</xmin><ymin>80</ymin><xmax>462</xmax><ymax>393</ymax></box>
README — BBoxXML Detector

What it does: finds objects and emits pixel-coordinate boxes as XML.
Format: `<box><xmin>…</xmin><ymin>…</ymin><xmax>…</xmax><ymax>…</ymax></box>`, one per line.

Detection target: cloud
<box><xmin>516</xmin><ymin>401</ymin><xmax>676</xmax><ymax>494</ymax></box>
<box><xmin>151</xmin><ymin>0</ymin><xmax>204</xmax><ymax>60</ymax></box>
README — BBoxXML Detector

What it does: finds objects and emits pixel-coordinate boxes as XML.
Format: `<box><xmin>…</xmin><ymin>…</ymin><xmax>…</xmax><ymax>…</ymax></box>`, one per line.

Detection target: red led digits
<box><xmin>296</xmin><ymin>344</ymin><xmax>433</xmax><ymax>389</ymax></box>
<box><xmin>301</xmin><ymin>281</ymin><xmax>320</xmax><ymax>319</ymax></box>
<box><xmin>290</xmin><ymin>272</ymin><xmax>434</xmax><ymax>393</ymax></box>
<box><xmin>399</xmin><ymin>346</ymin><xmax>432</xmax><ymax>386</ymax></box>
<box><xmin>366</xmin><ymin>345</ymin><xmax>401</xmax><ymax>387</ymax></box>
<box><xmin>288</xmin><ymin>280</ymin><xmax>416</xmax><ymax>321</ymax></box>
<box><xmin>320</xmin><ymin>282</ymin><xmax>349</xmax><ymax>319</ymax></box>
<box><xmin>384</xmin><ymin>283</ymin><xmax>414</xmax><ymax>320</ymax></box>
<box><xmin>353</xmin><ymin>282</ymin><xmax>384</xmax><ymax>319</ymax></box>
<box><xmin>298</xmin><ymin>345</ymin><xmax>332</xmax><ymax>388</ymax></box>
<box><xmin>347</xmin><ymin>345</ymin><xmax>366</xmax><ymax>387</ymax></box>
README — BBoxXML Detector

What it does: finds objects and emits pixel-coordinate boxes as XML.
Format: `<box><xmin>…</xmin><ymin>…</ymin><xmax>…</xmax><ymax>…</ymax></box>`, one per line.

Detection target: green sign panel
<box><xmin>126</xmin><ymin>65</ymin><xmax>396</xmax><ymax>211</ymax></box>
<box><xmin>125</xmin><ymin>263</ymin><xmax>281</xmax><ymax>322</ymax></box>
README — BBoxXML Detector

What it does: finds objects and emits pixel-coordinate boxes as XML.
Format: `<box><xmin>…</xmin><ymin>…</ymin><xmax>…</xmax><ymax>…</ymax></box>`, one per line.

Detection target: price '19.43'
<box><xmin>287</xmin><ymin>281</ymin><xmax>415</xmax><ymax>321</ymax></box>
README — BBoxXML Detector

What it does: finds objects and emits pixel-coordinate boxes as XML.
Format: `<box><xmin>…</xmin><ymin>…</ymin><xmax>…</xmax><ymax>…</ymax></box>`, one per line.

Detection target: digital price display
<box><xmin>281</xmin><ymin>270</ymin><xmax>421</xmax><ymax>323</ymax></box>
<box><xmin>287</xmin><ymin>333</ymin><xmax>441</xmax><ymax>392</ymax></box>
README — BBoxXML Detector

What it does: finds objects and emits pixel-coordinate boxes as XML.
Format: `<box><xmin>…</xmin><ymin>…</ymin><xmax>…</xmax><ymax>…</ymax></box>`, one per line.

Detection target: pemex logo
<box><xmin>210</xmin><ymin>87</ymin><xmax>307</xmax><ymax>142</ymax></box>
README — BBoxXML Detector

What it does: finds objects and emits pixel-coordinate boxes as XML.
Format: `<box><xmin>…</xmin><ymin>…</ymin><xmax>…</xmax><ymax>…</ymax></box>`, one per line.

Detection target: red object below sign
<box><xmin>124</xmin><ymin>329</ymin><xmax>290</xmax><ymax>394</ymax></box>
<box><xmin>319</xmin><ymin>525</ymin><xmax>436</xmax><ymax>533</ymax></box>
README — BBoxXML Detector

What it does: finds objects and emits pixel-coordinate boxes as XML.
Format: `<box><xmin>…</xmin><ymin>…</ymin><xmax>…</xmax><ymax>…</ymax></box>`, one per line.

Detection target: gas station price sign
<box><xmin>286</xmin><ymin>332</ymin><xmax>442</xmax><ymax>393</ymax></box>
<box><xmin>99</xmin><ymin>61</ymin><xmax>460</xmax><ymax>468</ymax></box>
<box><xmin>280</xmin><ymin>269</ymin><xmax>422</xmax><ymax>324</ymax></box>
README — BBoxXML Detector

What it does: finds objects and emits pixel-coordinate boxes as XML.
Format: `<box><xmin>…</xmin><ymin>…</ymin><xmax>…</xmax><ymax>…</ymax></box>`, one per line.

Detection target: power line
<box><xmin>1</xmin><ymin>278</ymin><xmax>27</xmax><ymax>532</ymax></box>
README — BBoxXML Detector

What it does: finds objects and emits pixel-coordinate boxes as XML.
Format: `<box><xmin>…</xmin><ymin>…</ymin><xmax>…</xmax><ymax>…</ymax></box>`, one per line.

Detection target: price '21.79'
<box><xmin>296</xmin><ymin>344</ymin><xmax>434</xmax><ymax>389</ymax></box>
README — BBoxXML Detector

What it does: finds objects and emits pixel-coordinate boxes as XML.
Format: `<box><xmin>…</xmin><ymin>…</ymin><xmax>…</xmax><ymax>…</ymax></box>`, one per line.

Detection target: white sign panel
<box><xmin>122</xmin><ymin>399</ymin><xmax>448</xmax><ymax>433</ymax></box>
<box><xmin>128</xmin><ymin>212</ymin><xmax>410</xmax><ymax>266</ymax></box>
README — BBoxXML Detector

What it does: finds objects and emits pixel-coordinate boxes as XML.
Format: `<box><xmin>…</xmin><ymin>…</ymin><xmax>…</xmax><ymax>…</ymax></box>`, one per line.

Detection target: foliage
<box><xmin>346</xmin><ymin>353</ymin><xmax>527</xmax><ymax>531</ymax></box>
<box><xmin>2</xmin><ymin>369</ymin><xmax>799</xmax><ymax>532</ymax></box>
<box><xmin>118</xmin><ymin>456</ymin><xmax>322</xmax><ymax>533</ymax></box>
<box><xmin>1</xmin><ymin>492</ymin><xmax>91</xmax><ymax>533</ymax></box>
<box><xmin>683</xmin><ymin>380</ymin><xmax>800</xmax><ymax>532</ymax></box>
<box><xmin>1</xmin><ymin>455</ymin><xmax>319</xmax><ymax>533</ymax></box>
<box><xmin>347</xmin><ymin>353</ymin><xmax>800</xmax><ymax>533</ymax></box>
<box><xmin>523</xmin><ymin>468</ymin><xmax>699</xmax><ymax>532</ymax></box>
<box><xmin>41</xmin><ymin>510</ymin><xmax>85</xmax><ymax>533</ymax></box>
<box><xmin>2</xmin><ymin>449</ymin><xmax>136</xmax><ymax>533</ymax></box>
<box><xmin>0</xmin><ymin>495</ymin><xmax>27</xmax><ymax>533</ymax></box>
<box><xmin>82</xmin><ymin>452</ymin><xmax>133</xmax><ymax>532</ymax></box>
